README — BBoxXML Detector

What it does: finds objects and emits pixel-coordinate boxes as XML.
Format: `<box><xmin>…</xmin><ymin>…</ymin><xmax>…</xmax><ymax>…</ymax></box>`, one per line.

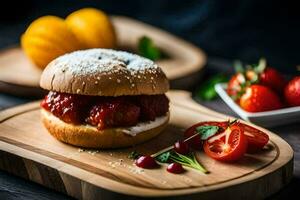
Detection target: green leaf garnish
<box><xmin>169</xmin><ymin>151</ymin><xmax>208</xmax><ymax>173</ymax></box>
<box><xmin>195</xmin><ymin>125</ymin><xmax>219</xmax><ymax>140</ymax></box>
<box><xmin>155</xmin><ymin>150</ymin><xmax>208</xmax><ymax>173</ymax></box>
<box><xmin>155</xmin><ymin>151</ymin><xmax>170</xmax><ymax>163</ymax></box>
<box><xmin>195</xmin><ymin>74</ymin><xmax>228</xmax><ymax>101</ymax></box>
<box><xmin>138</xmin><ymin>36</ymin><xmax>161</xmax><ymax>61</ymax></box>
<box><xmin>128</xmin><ymin>151</ymin><xmax>141</xmax><ymax>159</ymax></box>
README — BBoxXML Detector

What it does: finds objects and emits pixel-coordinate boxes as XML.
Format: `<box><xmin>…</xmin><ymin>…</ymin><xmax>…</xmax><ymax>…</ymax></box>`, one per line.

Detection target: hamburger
<box><xmin>40</xmin><ymin>49</ymin><xmax>169</xmax><ymax>148</ymax></box>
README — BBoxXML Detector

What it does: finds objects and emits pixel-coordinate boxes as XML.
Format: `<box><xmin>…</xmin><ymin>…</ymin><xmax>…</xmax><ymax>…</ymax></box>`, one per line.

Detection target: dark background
<box><xmin>1</xmin><ymin>0</ymin><xmax>300</xmax><ymax>73</ymax></box>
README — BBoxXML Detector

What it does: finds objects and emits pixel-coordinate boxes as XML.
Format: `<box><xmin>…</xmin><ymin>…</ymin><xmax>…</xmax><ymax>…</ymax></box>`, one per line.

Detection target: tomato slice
<box><xmin>239</xmin><ymin>123</ymin><xmax>269</xmax><ymax>153</ymax></box>
<box><xmin>184</xmin><ymin>121</ymin><xmax>269</xmax><ymax>153</ymax></box>
<box><xmin>203</xmin><ymin>124</ymin><xmax>247</xmax><ymax>162</ymax></box>
<box><xmin>184</xmin><ymin>121</ymin><xmax>227</xmax><ymax>149</ymax></box>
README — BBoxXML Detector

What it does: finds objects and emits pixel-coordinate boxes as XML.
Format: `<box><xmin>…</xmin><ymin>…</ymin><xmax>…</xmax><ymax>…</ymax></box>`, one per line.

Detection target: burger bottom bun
<box><xmin>41</xmin><ymin>109</ymin><xmax>169</xmax><ymax>149</ymax></box>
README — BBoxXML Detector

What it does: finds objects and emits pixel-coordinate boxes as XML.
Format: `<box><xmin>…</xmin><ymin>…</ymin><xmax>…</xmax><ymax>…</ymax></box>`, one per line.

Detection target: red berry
<box><xmin>135</xmin><ymin>156</ymin><xmax>158</xmax><ymax>169</ymax></box>
<box><xmin>167</xmin><ymin>163</ymin><xmax>184</xmax><ymax>174</ymax></box>
<box><xmin>174</xmin><ymin>140</ymin><xmax>190</xmax><ymax>155</ymax></box>
<box><xmin>284</xmin><ymin>76</ymin><xmax>300</xmax><ymax>107</ymax></box>
<box><xmin>260</xmin><ymin>67</ymin><xmax>286</xmax><ymax>94</ymax></box>
<box><xmin>240</xmin><ymin>85</ymin><xmax>282</xmax><ymax>112</ymax></box>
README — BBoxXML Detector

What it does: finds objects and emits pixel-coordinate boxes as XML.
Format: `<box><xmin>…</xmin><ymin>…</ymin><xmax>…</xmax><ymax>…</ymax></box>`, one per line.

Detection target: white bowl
<box><xmin>215</xmin><ymin>83</ymin><xmax>300</xmax><ymax>127</ymax></box>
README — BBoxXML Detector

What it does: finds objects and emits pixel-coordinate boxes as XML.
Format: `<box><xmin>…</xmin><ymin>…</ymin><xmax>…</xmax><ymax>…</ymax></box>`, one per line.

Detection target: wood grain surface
<box><xmin>0</xmin><ymin>90</ymin><xmax>293</xmax><ymax>199</ymax></box>
<box><xmin>0</xmin><ymin>16</ymin><xmax>206</xmax><ymax>96</ymax></box>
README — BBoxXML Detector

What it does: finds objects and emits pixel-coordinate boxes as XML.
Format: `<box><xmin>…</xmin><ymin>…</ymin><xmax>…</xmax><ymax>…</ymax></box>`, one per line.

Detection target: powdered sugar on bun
<box><xmin>40</xmin><ymin>49</ymin><xmax>169</xmax><ymax>96</ymax></box>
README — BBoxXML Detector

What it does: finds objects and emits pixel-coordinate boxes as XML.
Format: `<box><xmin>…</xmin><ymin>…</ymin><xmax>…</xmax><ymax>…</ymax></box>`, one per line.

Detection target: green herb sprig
<box><xmin>156</xmin><ymin>151</ymin><xmax>208</xmax><ymax>173</ymax></box>
<box><xmin>153</xmin><ymin>125</ymin><xmax>221</xmax><ymax>173</ymax></box>
<box><xmin>128</xmin><ymin>124</ymin><xmax>232</xmax><ymax>173</ymax></box>
<box><xmin>128</xmin><ymin>150</ymin><xmax>141</xmax><ymax>159</ymax></box>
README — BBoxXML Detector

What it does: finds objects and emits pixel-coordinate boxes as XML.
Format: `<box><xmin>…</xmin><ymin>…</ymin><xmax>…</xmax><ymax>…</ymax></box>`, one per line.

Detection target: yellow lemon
<box><xmin>21</xmin><ymin>16</ymin><xmax>83</xmax><ymax>69</ymax></box>
<box><xmin>66</xmin><ymin>8</ymin><xmax>116</xmax><ymax>48</ymax></box>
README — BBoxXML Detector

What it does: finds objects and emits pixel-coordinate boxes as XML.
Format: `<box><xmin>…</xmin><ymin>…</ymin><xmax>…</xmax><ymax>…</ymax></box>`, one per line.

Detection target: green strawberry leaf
<box><xmin>253</xmin><ymin>58</ymin><xmax>266</xmax><ymax>74</ymax></box>
<box><xmin>234</xmin><ymin>60</ymin><xmax>244</xmax><ymax>73</ymax></box>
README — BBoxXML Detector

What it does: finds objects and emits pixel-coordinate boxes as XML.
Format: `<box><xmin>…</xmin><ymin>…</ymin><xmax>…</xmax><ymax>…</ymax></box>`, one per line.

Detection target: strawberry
<box><xmin>240</xmin><ymin>85</ymin><xmax>282</xmax><ymax>112</ymax></box>
<box><xmin>227</xmin><ymin>73</ymin><xmax>246</xmax><ymax>101</ymax></box>
<box><xmin>227</xmin><ymin>59</ymin><xmax>264</xmax><ymax>101</ymax></box>
<box><xmin>259</xmin><ymin>67</ymin><xmax>286</xmax><ymax>94</ymax></box>
<box><xmin>284</xmin><ymin>76</ymin><xmax>300</xmax><ymax>107</ymax></box>
<box><xmin>245</xmin><ymin>59</ymin><xmax>286</xmax><ymax>94</ymax></box>
<box><xmin>227</xmin><ymin>58</ymin><xmax>286</xmax><ymax>105</ymax></box>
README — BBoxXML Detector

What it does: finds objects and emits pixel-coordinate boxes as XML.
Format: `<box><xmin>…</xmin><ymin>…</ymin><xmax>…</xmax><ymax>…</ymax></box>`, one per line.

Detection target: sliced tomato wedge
<box><xmin>239</xmin><ymin>123</ymin><xmax>269</xmax><ymax>153</ymax></box>
<box><xmin>184</xmin><ymin>121</ymin><xmax>269</xmax><ymax>154</ymax></box>
<box><xmin>203</xmin><ymin>124</ymin><xmax>247</xmax><ymax>162</ymax></box>
<box><xmin>184</xmin><ymin>121</ymin><xmax>227</xmax><ymax>149</ymax></box>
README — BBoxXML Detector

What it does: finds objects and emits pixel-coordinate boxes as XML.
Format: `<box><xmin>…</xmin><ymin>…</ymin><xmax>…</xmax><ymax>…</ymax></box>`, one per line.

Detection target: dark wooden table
<box><xmin>0</xmin><ymin>59</ymin><xmax>299</xmax><ymax>200</ymax></box>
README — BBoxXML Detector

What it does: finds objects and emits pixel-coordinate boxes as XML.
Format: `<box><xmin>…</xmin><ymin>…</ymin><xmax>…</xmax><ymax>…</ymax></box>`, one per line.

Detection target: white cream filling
<box><xmin>120</xmin><ymin>113</ymin><xmax>169</xmax><ymax>136</ymax></box>
<box><xmin>42</xmin><ymin>109</ymin><xmax>169</xmax><ymax>137</ymax></box>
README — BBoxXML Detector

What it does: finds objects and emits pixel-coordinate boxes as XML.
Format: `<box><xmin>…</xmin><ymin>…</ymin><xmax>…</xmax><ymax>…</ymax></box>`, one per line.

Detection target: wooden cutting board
<box><xmin>0</xmin><ymin>16</ymin><xmax>206</xmax><ymax>96</ymax></box>
<box><xmin>0</xmin><ymin>90</ymin><xmax>293</xmax><ymax>200</ymax></box>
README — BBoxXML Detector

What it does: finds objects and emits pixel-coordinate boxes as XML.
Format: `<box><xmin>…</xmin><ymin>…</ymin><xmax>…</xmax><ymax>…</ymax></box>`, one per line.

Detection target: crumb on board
<box><xmin>77</xmin><ymin>147</ymin><xmax>146</xmax><ymax>175</ymax></box>
<box><xmin>128</xmin><ymin>166</ymin><xmax>144</xmax><ymax>174</ymax></box>
<box><xmin>181</xmin><ymin>176</ymin><xmax>192</xmax><ymax>184</ymax></box>
<box><xmin>106</xmin><ymin>159</ymin><xmax>145</xmax><ymax>175</ymax></box>
<box><xmin>77</xmin><ymin>148</ymin><xmax>100</xmax><ymax>155</ymax></box>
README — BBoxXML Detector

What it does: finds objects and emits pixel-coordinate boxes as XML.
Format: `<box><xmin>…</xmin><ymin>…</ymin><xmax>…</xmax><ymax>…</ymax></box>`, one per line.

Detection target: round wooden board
<box><xmin>0</xmin><ymin>16</ymin><xmax>206</xmax><ymax>96</ymax></box>
<box><xmin>0</xmin><ymin>90</ymin><xmax>293</xmax><ymax>199</ymax></box>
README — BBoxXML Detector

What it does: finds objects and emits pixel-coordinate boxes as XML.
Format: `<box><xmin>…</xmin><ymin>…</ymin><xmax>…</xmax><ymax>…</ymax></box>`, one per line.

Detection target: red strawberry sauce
<box><xmin>41</xmin><ymin>91</ymin><xmax>169</xmax><ymax>130</ymax></box>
